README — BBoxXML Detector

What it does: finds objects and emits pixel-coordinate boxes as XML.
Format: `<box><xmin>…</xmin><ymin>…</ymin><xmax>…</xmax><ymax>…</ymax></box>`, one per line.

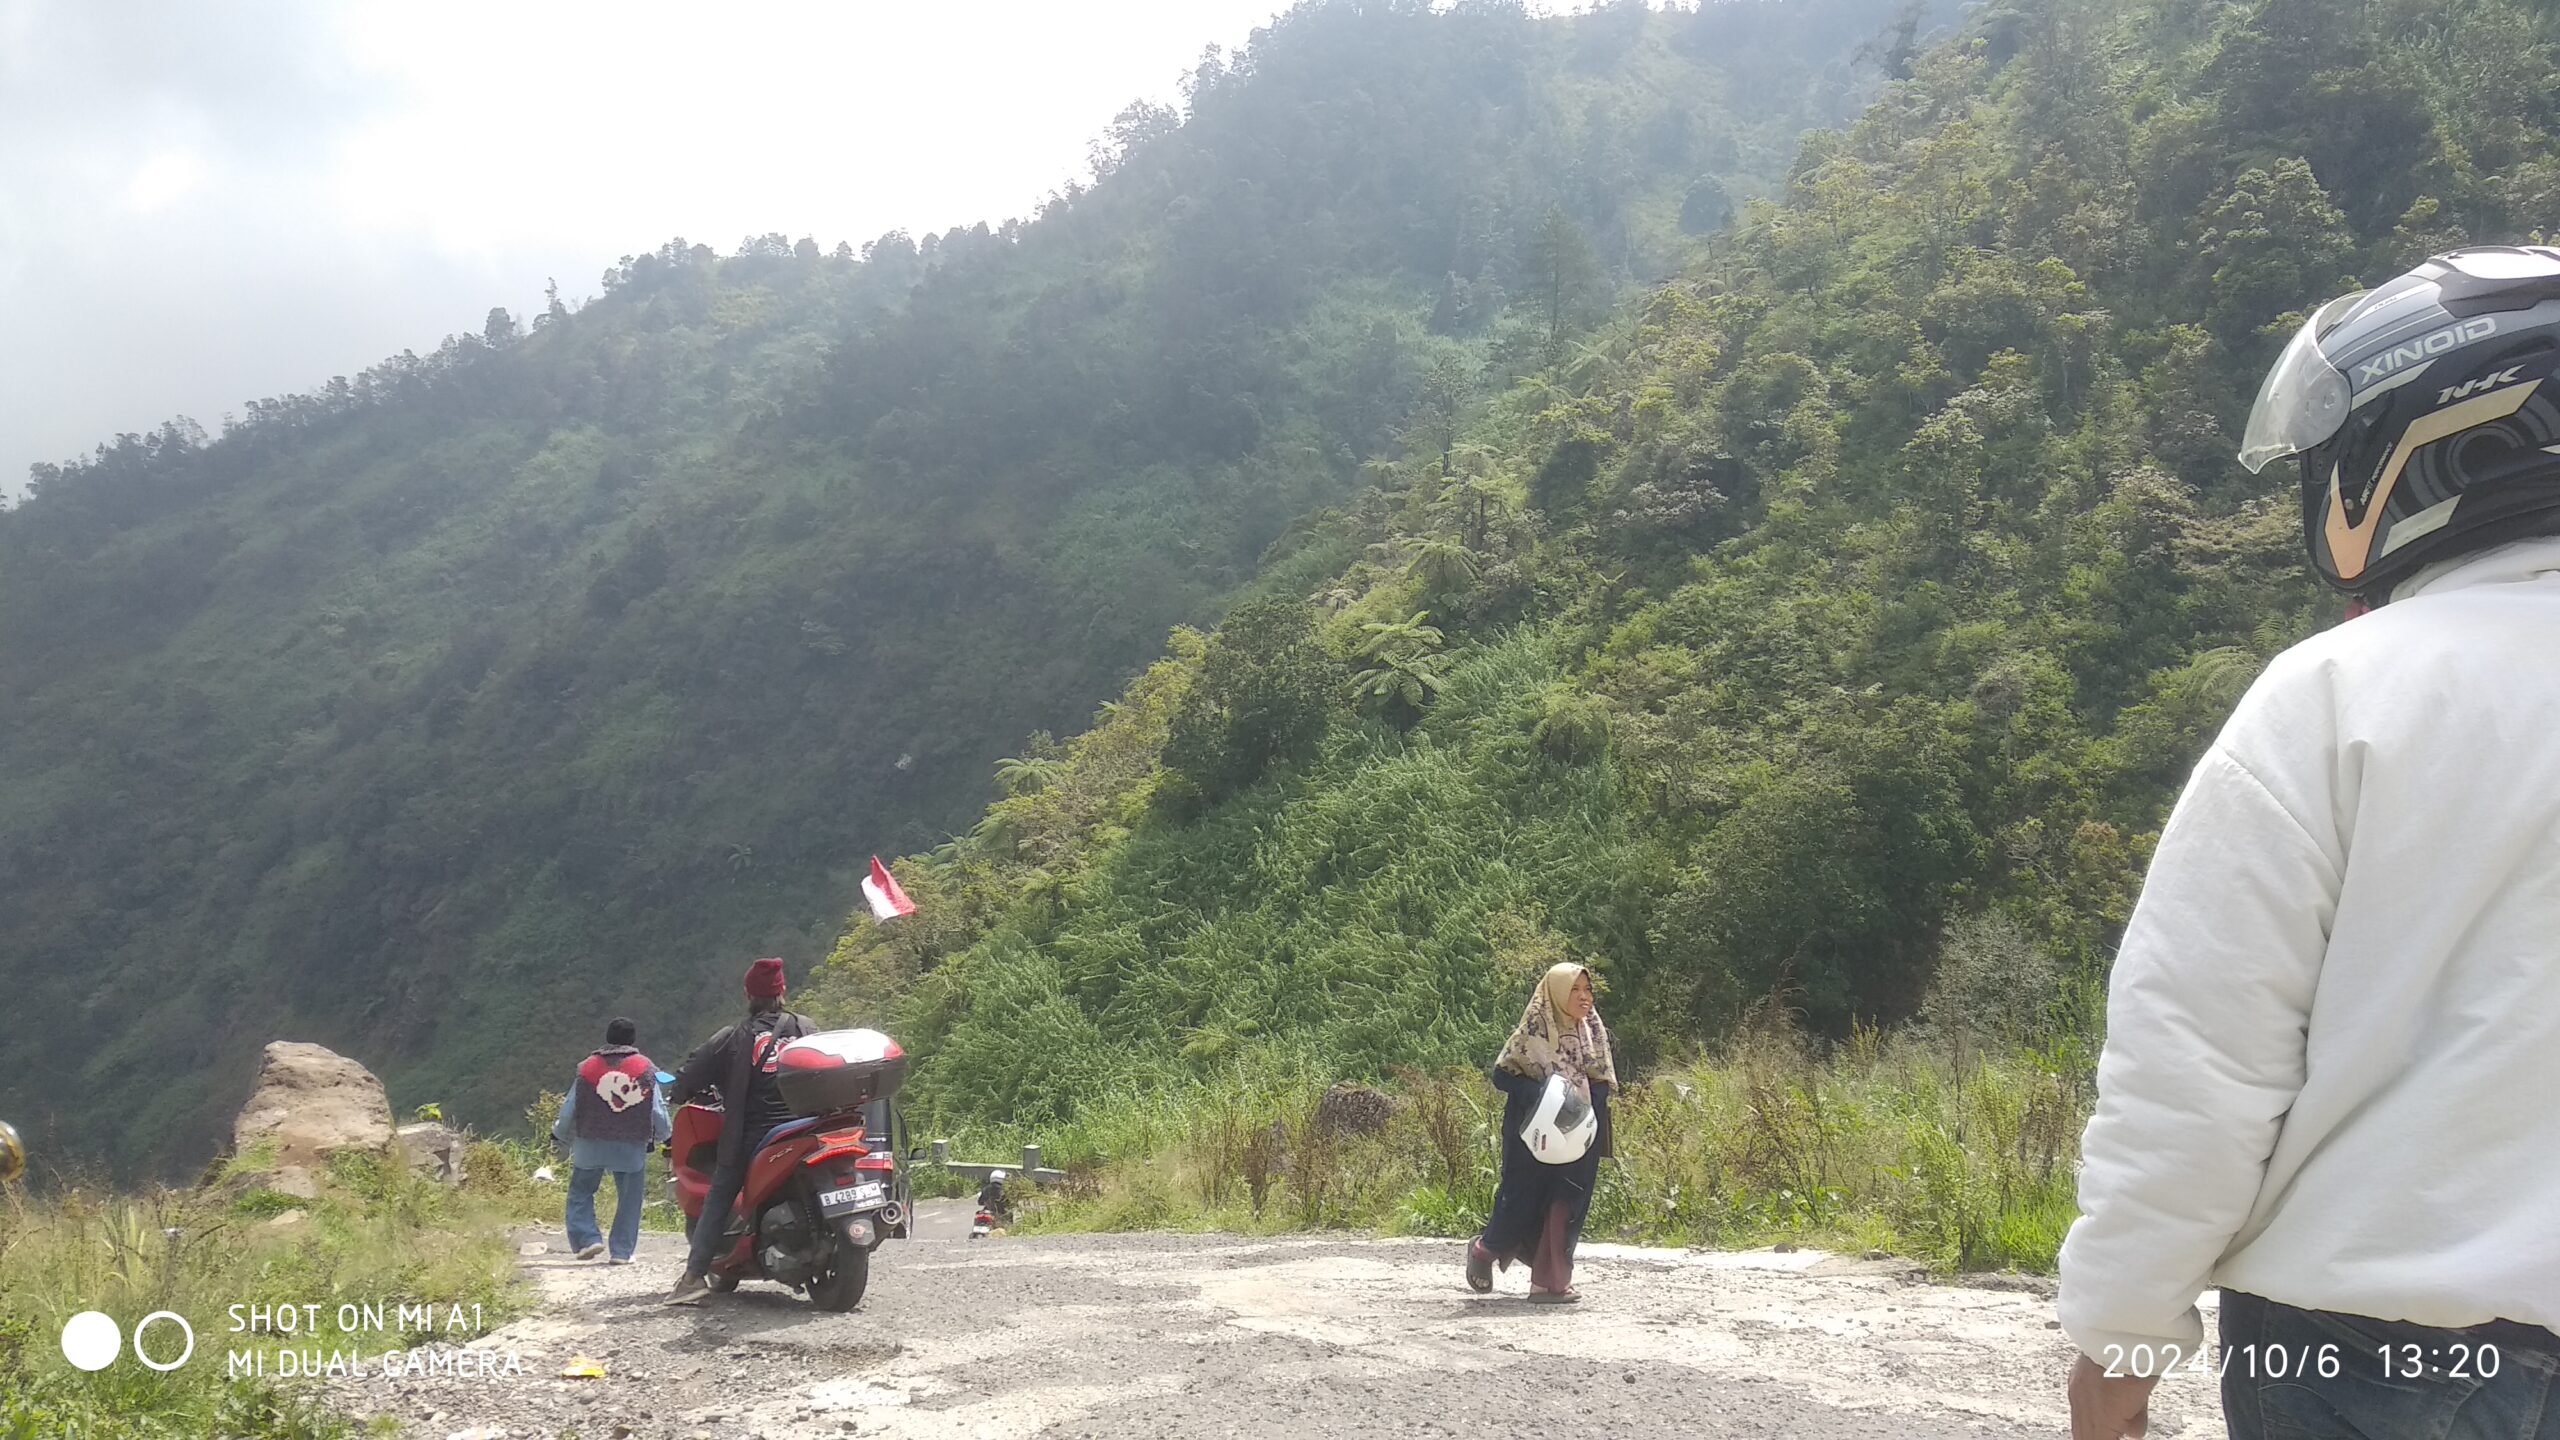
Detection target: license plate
<box><xmin>817</xmin><ymin>1181</ymin><xmax>885</xmax><ymax>1215</ymax></box>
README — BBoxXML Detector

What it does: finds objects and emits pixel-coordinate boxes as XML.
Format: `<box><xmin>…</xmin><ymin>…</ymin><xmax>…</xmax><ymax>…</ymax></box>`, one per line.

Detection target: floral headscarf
<box><xmin>1496</xmin><ymin>961</ymin><xmax>1616</xmax><ymax>1091</ymax></box>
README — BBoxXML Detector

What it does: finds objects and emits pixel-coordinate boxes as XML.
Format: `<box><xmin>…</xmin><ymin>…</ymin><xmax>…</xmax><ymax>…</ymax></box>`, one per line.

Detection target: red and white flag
<box><xmin>862</xmin><ymin>856</ymin><xmax>916</xmax><ymax>922</ymax></box>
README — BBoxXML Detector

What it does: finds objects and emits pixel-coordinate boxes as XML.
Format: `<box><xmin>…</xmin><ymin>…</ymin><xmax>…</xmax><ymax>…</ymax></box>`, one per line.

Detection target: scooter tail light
<box><xmin>802</xmin><ymin>1129</ymin><xmax>871</xmax><ymax>1167</ymax></box>
<box><xmin>854</xmin><ymin>1154</ymin><xmax>895</xmax><ymax>1171</ymax></box>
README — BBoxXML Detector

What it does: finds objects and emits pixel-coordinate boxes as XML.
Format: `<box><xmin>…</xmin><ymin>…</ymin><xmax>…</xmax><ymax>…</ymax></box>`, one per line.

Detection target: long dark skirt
<box><xmin>1479</xmin><ymin>1130</ymin><xmax>1598</xmax><ymax>1290</ymax></box>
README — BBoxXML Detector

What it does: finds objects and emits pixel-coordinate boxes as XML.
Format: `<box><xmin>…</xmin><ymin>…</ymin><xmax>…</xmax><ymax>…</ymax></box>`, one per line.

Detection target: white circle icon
<box><xmin>60</xmin><ymin>1311</ymin><xmax>120</xmax><ymax>1371</ymax></box>
<box><xmin>134</xmin><ymin>1311</ymin><xmax>195</xmax><ymax>1372</ymax></box>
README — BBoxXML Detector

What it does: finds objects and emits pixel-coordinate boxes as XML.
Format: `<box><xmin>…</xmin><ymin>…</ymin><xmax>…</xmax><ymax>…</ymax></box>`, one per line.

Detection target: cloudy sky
<box><xmin>0</xmin><ymin>0</ymin><xmax>1297</xmax><ymax>493</ymax></box>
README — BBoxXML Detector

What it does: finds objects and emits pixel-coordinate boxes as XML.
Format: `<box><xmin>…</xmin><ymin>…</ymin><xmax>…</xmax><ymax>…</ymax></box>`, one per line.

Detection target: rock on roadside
<box><xmin>1314</xmin><ymin>1081</ymin><xmax>1395</xmax><ymax>1137</ymax></box>
<box><xmin>399</xmin><ymin>1120</ymin><xmax>471</xmax><ymax>1185</ymax></box>
<box><xmin>228</xmin><ymin>1040</ymin><xmax>396</xmax><ymax>1191</ymax></box>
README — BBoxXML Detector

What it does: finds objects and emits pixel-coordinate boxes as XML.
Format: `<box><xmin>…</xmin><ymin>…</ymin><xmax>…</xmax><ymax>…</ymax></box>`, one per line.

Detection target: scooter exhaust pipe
<box><xmin>878</xmin><ymin>1201</ymin><xmax>905</xmax><ymax>1229</ymax></box>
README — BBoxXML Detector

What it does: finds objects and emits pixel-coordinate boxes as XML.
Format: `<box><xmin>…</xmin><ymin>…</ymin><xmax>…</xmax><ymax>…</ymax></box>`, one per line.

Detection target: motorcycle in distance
<box><xmin>666</xmin><ymin>1029</ymin><xmax>912</xmax><ymax>1311</ymax></box>
<box><xmin>970</xmin><ymin>1169</ymin><xmax>1009</xmax><ymax>1241</ymax></box>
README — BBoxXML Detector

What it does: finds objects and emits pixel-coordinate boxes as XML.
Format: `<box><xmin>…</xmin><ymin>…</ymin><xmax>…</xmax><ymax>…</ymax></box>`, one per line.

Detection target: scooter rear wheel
<box><xmin>708</xmin><ymin>1272</ymin><xmax>739</xmax><ymax>1293</ymax></box>
<box><xmin>809</xmin><ymin>1233</ymin><xmax>870</xmax><ymax>1312</ymax></box>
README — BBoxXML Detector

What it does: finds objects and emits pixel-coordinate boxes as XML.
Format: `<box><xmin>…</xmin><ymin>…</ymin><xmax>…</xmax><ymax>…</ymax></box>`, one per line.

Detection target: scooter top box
<box><xmin>773</xmin><ymin>1028</ymin><xmax>909</xmax><ymax>1117</ymax></box>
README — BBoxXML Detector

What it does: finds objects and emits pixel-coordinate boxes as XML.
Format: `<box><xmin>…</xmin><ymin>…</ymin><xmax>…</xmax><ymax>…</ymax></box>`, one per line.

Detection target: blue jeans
<box><xmin>2221</xmin><ymin>1291</ymin><xmax>2560</xmax><ymax>1439</ymax></box>
<box><xmin>565</xmin><ymin>1166</ymin><xmax>644</xmax><ymax>1261</ymax></box>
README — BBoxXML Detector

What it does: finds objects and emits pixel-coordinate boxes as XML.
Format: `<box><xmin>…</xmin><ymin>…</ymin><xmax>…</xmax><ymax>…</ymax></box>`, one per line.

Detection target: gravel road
<box><xmin>331</xmin><ymin>1203</ymin><xmax>2231</xmax><ymax>1439</ymax></box>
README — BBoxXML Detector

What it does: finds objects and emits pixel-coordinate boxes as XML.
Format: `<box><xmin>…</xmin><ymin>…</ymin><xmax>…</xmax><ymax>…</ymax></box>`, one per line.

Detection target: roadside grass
<box><xmin>0</xmin><ymin>1147</ymin><xmax>528</xmax><ymax>1439</ymax></box>
<box><xmin>965</xmin><ymin>1027</ymin><xmax>2088</xmax><ymax>1274</ymax></box>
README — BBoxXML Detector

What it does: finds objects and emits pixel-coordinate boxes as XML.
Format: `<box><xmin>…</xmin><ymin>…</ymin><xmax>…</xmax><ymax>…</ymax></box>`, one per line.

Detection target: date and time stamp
<box><xmin>2101</xmin><ymin>1340</ymin><xmax>2514</xmax><ymax>1383</ymax></box>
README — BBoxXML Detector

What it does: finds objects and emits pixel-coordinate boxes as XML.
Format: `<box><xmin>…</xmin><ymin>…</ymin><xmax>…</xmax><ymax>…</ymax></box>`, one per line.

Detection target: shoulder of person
<box><xmin>2204</xmin><ymin>623</ymin><xmax>2384</xmax><ymax>845</ymax></box>
<box><xmin>2235</xmin><ymin>596</ymin><xmax>2474</xmax><ymax>735</ymax></box>
<box><xmin>678</xmin><ymin>1026</ymin><xmax>736</xmax><ymax>1073</ymax></box>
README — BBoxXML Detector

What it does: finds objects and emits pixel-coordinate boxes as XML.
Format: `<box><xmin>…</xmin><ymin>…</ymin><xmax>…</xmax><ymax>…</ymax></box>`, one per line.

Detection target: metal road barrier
<box><xmin>926</xmin><ymin>1140</ymin><xmax>1064</xmax><ymax>1186</ymax></box>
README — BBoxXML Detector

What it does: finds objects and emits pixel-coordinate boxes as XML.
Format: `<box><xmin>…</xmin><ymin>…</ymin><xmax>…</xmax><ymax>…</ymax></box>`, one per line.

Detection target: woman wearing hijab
<box><xmin>1468</xmin><ymin>961</ymin><xmax>1615</xmax><ymax>1303</ymax></box>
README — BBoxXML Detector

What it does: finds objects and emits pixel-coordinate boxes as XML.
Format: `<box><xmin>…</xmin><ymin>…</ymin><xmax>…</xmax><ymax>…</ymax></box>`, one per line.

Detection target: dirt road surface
<box><xmin>332</xmin><ymin>1202</ymin><xmax>2231</xmax><ymax>1439</ymax></box>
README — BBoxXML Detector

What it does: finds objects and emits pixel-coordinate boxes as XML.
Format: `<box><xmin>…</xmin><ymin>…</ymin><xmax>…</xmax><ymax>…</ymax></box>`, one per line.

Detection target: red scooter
<box><xmin>668</xmin><ymin>1029</ymin><xmax>910</xmax><ymax>1311</ymax></box>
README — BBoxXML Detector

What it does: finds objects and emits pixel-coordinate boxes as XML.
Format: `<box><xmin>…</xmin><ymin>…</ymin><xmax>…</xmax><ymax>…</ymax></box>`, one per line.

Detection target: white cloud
<box><xmin>123</xmin><ymin>148</ymin><xmax>212</xmax><ymax>212</ymax></box>
<box><xmin>2</xmin><ymin>0</ymin><xmax>1287</xmax><ymax>493</ymax></box>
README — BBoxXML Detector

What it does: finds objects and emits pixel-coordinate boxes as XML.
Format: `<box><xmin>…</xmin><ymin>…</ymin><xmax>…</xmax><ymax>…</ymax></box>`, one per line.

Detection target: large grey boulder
<box><xmin>230</xmin><ymin>1041</ymin><xmax>395</xmax><ymax>1189</ymax></box>
<box><xmin>396</xmin><ymin>1121</ymin><xmax>469</xmax><ymax>1186</ymax></box>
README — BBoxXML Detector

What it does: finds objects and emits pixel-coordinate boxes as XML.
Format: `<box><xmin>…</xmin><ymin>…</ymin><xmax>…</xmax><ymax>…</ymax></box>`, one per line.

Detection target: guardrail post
<box><xmin>931</xmin><ymin>1139</ymin><xmax>950</xmax><ymax>1165</ymax></box>
<box><xmin>1021</xmin><ymin>1144</ymin><xmax>1042</xmax><ymax>1175</ymax></box>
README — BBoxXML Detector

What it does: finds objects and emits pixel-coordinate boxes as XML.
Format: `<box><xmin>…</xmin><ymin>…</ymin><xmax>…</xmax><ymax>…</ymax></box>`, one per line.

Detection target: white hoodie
<box><xmin>2059</xmin><ymin>536</ymin><xmax>2560</xmax><ymax>1372</ymax></box>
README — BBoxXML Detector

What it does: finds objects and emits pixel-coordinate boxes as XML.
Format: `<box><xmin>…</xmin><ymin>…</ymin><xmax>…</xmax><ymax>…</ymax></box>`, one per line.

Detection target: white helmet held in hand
<box><xmin>1520</xmin><ymin>1074</ymin><xmax>1596</xmax><ymax>1165</ymax></box>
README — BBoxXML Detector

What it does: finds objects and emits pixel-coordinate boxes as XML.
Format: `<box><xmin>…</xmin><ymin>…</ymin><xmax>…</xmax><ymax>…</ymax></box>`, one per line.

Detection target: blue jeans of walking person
<box><xmin>565</xmin><ymin>1166</ymin><xmax>644</xmax><ymax>1262</ymax></box>
<box><xmin>2220</xmin><ymin>1291</ymin><xmax>2560</xmax><ymax>1439</ymax></box>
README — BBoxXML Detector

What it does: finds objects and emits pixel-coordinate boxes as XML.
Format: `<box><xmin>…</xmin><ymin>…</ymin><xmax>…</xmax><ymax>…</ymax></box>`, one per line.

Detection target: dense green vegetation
<box><xmin>810</xmin><ymin>0</ymin><xmax>2560</xmax><ymax>1228</ymax></box>
<box><xmin>0</xmin><ymin>0</ymin><xmax>1925</xmax><ymax>1175</ymax></box>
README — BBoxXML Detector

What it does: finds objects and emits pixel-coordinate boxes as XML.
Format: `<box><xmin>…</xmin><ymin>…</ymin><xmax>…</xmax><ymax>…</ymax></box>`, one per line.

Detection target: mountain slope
<box><xmin>0</xmin><ymin>0</ymin><xmax>1933</xmax><ymax>1172</ymax></box>
<box><xmin>815</xmin><ymin>0</ymin><xmax>2560</xmax><ymax>1129</ymax></box>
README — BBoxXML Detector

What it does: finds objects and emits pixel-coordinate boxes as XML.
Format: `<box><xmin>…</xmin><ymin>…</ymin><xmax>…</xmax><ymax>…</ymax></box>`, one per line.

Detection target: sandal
<box><xmin>1526</xmin><ymin>1288</ymin><xmax>1581</xmax><ymax>1305</ymax></box>
<box><xmin>1465</xmin><ymin>1241</ymin><xmax>1494</xmax><ymax>1294</ymax></box>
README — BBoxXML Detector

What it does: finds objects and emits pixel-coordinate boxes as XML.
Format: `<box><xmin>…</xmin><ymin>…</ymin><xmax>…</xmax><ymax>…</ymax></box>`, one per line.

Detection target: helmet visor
<box><xmin>1551</xmin><ymin>1087</ymin><xmax>1590</xmax><ymax>1132</ymax></box>
<box><xmin>2238</xmin><ymin>294</ymin><xmax>2363</xmax><ymax>474</ymax></box>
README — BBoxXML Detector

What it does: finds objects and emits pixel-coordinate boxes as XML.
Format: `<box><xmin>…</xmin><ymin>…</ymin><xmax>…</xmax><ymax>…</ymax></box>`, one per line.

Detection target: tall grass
<box><xmin>987</xmin><ymin>1026</ymin><xmax>2085</xmax><ymax>1273</ymax></box>
<box><xmin>0</xmin><ymin>1148</ymin><xmax>528</xmax><ymax>1439</ymax></box>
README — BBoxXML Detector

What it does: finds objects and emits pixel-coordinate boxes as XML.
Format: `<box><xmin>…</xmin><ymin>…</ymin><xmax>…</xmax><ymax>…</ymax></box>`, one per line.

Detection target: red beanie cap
<box><xmin>744</xmin><ymin>957</ymin><xmax>787</xmax><ymax>1001</ymax></box>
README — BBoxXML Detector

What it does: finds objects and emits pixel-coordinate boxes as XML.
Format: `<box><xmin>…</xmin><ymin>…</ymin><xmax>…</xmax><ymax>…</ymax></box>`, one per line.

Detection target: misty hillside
<box><xmin>804</xmin><ymin>0</ymin><xmax>2560</xmax><ymax>1148</ymax></box>
<box><xmin>0</xmin><ymin>0</ymin><xmax>1935</xmax><ymax>1172</ymax></box>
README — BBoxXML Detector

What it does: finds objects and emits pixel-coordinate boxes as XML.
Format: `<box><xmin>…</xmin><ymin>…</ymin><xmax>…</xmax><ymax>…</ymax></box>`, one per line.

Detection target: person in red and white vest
<box><xmin>551</xmin><ymin>1017</ymin><xmax>670</xmax><ymax>1263</ymax></box>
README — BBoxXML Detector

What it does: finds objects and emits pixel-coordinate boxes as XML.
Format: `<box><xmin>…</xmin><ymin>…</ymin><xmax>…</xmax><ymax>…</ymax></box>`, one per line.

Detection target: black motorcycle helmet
<box><xmin>2240</xmin><ymin>246</ymin><xmax>2560</xmax><ymax>602</ymax></box>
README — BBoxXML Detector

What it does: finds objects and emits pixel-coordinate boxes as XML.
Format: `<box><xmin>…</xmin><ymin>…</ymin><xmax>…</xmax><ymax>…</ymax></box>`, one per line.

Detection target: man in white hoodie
<box><xmin>2061</xmin><ymin>247</ymin><xmax>2560</xmax><ymax>1440</ymax></box>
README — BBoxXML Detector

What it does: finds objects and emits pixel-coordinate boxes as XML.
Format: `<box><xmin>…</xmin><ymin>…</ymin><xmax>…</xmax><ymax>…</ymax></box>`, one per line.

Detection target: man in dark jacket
<box><xmin>551</xmin><ymin>1017</ymin><xmax>670</xmax><ymax>1263</ymax></box>
<box><xmin>663</xmin><ymin>958</ymin><xmax>815</xmax><ymax>1305</ymax></box>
